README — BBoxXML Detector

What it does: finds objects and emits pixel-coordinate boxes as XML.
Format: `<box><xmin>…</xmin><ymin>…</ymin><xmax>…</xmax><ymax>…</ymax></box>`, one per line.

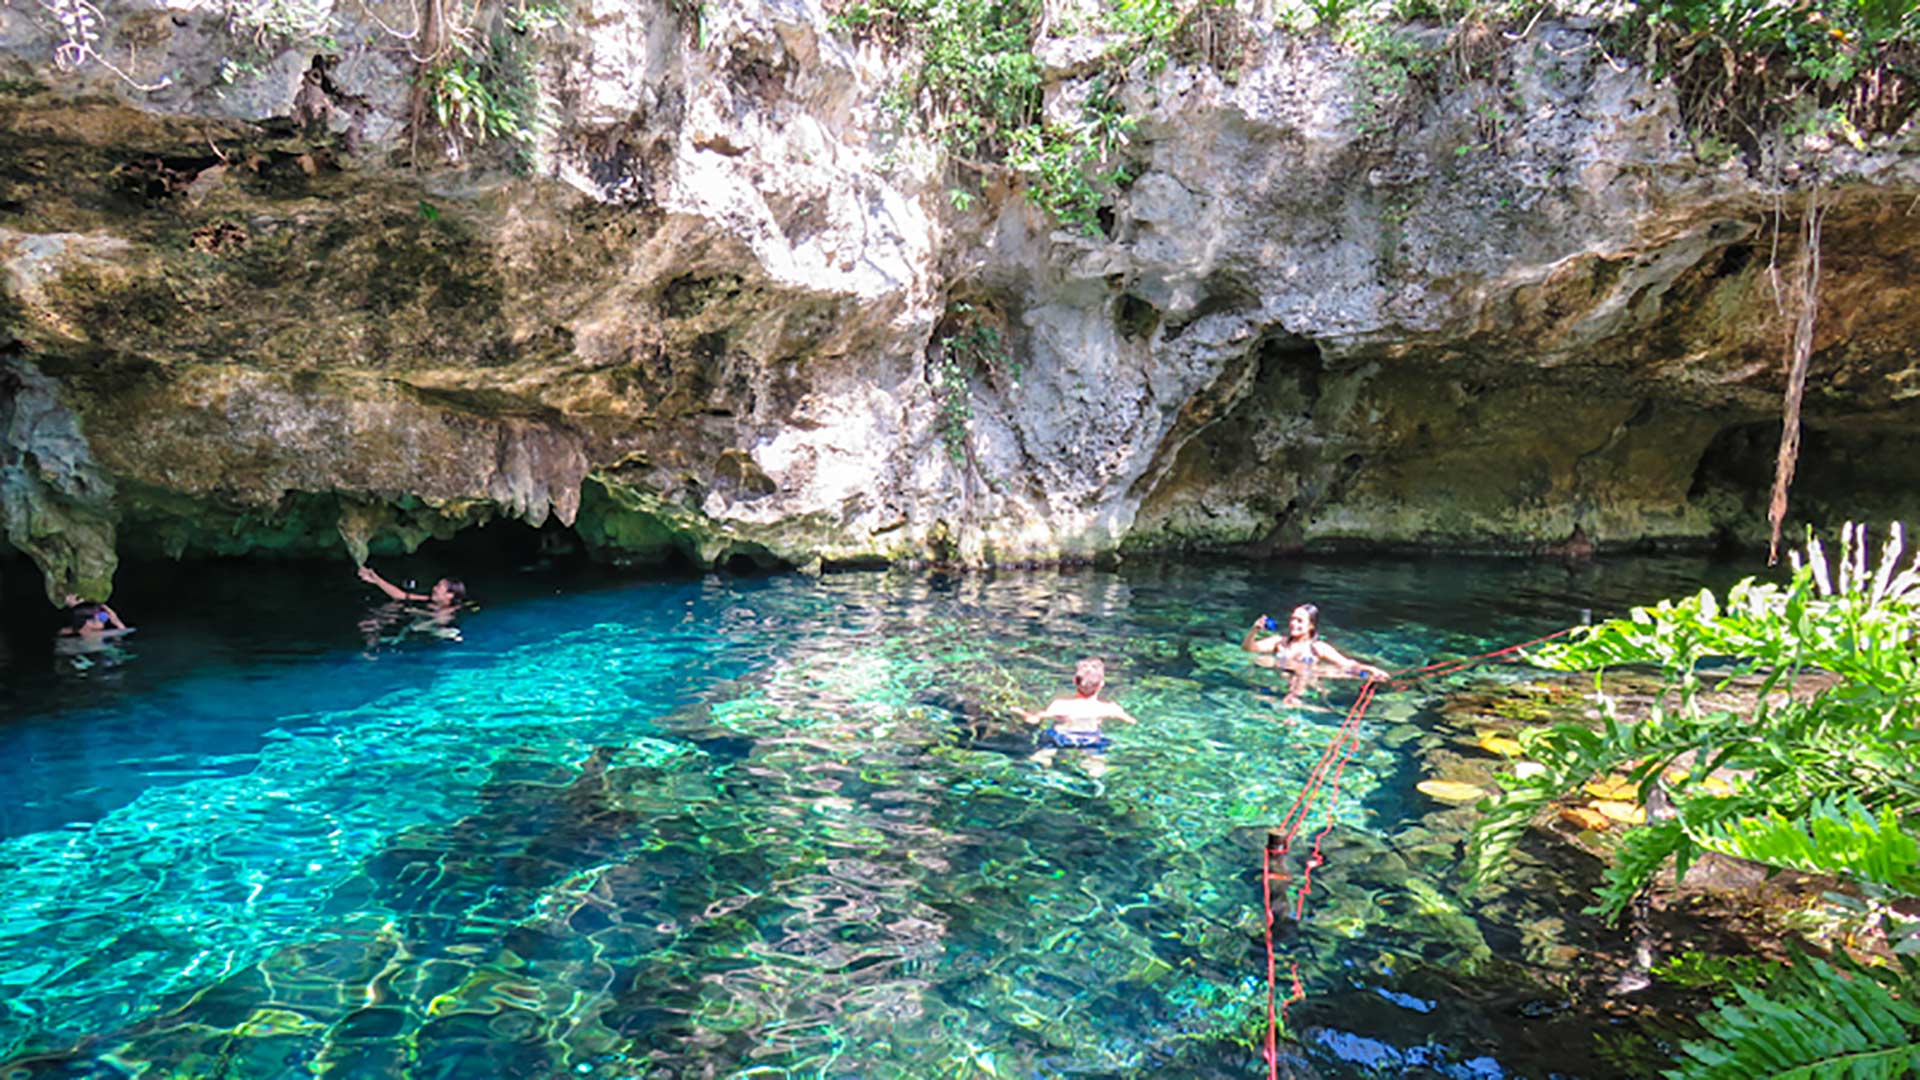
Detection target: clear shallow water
<box><xmin>0</xmin><ymin>555</ymin><xmax>1765</xmax><ymax>1078</ymax></box>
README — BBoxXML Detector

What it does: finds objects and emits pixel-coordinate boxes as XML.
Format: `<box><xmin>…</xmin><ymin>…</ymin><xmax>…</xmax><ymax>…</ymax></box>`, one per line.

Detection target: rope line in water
<box><xmin>1260</xmin><ymin>626</ymin><xmax>1576</xmax><ymax>1079</ymax></box>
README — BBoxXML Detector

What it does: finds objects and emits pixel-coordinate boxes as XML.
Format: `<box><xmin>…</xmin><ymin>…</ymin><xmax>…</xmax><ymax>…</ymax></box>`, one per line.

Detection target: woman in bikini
<box><xmin>1243</xmin><ymin>603</ymin><xmax>1386</xmax><ymax>704</ymax></box>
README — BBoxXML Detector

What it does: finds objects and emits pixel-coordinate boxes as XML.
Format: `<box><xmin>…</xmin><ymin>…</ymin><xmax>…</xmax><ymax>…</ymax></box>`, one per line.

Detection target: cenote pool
<box><xmin>0</xmin><ymin>555</ymin><xmax>1768</xmax><ymax>1078</ymax></box>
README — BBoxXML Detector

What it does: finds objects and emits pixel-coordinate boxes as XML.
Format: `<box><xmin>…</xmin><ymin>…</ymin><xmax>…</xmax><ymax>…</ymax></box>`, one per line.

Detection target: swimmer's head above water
<box><xmin>1073</xmin><ymin>657</ymin><xmax>1106</xmax><ymax>697</ymax></box>
<box><xmin>1287</xmin><ymin>604</ymin><xmax>1319</xmax><ymax>641</ymax></box>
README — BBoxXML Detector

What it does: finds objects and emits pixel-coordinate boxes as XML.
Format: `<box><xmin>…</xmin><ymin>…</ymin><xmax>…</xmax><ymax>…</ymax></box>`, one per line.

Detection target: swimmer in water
<box><xmin>1017</xmin><ymin>656</ymin><xmax>1137</xmax><ymax>778</ymax></box>
<box><xmin>59</xmin><ymin>594</ymin><xmax>130</xmax><ymax>638</ymax></box>
<box><xmin>357</xmin><ymin>565</ymin><xmax>466</xmax><ymax>612</ymax></box>
<box><xmin>356</xmin><ymin>565</ymin><xmax>468</xmax><ymax>645</ymax></box>
<box><xmin>1244</xmin><ymin>603</ymin><xmax>1386</xmax><ymax>705</ymax></box>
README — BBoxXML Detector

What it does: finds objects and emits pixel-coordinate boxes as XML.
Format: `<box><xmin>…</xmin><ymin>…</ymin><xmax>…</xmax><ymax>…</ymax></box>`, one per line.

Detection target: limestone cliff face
<box><xmin>1</xmin><ymin>0</ymin><xmax>1916</xmax><ymax>598</ymax></box>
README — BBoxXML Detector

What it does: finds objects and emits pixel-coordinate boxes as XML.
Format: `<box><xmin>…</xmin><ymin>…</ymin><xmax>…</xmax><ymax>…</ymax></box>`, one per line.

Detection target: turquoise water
<box><xmin>0</xmin><ymin>556</ymin><xmax>1759</xmax><ymax>1078</ymax></box>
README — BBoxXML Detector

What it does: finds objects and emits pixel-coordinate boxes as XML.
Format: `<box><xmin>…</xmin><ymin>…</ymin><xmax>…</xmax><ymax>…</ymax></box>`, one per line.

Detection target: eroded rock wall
<box><xmin>1</xmin><ymin>0</ymin><xmax>1916</xmax><ymax>598</ymax></box>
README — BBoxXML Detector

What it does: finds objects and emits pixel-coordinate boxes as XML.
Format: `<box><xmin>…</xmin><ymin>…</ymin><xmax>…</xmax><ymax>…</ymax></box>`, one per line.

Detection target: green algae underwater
<box><xmin>0</xmin><ymin>555</ymin><xmax>1765</xmax><ymax>1078</ymax></box>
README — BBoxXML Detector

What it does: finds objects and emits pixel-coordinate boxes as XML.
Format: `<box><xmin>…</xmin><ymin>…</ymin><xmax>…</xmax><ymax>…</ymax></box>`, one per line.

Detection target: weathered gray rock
<box><xmin>0</xmin><ymin>356</ymin><xmax>118</xmax><ymax>601</ymax></box>
<box><xmin>1</xmin><ymin>1</ymin><xmax>1917</xmax><ymax>598</ymax></box>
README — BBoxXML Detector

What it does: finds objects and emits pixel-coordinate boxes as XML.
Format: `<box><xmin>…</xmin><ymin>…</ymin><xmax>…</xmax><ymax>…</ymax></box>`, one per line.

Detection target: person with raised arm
<box><xmin>1244</xmin><ymin>603</ymin><xmax>1386</xmax><ymax>705</ymax></box>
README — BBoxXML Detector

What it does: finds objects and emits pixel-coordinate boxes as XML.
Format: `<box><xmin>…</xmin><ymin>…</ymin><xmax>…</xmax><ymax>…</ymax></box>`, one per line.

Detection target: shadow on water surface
<box><xmin>0</xmin><ymin>555</ymin><xmax>1777</xmax><ymax>1077</ymax></box>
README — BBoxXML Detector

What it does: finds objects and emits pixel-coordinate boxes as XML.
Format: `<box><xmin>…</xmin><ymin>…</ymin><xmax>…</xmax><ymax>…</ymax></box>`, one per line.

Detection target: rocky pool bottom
<box><xmin>0</xmin><ymin>554</ymin><xmax>1777</xmax><ymax>1078</ymax></box>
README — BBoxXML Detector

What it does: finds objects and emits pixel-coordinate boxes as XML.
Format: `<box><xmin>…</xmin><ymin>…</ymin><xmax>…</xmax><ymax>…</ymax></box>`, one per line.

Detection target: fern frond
<box><xmin>1699</xmin><ymin>798</ymin><xmax>1920</xmax><ymax>893</ymax></box>
<box><xmin>1590</xmin><ymin>819</ymin><xmax>1690</xmax><ymax>924</ymax></box>
<box><xmin>1665</xmin><ymin>956</ymin><xmax>1920</xmax><ymax>1080</ymax></box>
<box><xmin>1464</xmin><ymin>784</ymin><xmax>1550</xmax><ymax>893</ymax></box>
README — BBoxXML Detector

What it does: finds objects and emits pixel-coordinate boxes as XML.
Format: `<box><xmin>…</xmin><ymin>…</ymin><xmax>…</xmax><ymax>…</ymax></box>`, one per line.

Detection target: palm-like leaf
<box><xmin>1699</xmin><ymin>798</ymin><xmax>1920</xmax><ymax>894</ymax></box>
<box><xmin>1470</xmin><ymin>524</ymin><xmax>1920</xmax><ymax>916</ymax></box>
<box><xmin>1665</xmin><ymin>956</ymin><xmax>1920</xmax><ymax>1080</ymax></box>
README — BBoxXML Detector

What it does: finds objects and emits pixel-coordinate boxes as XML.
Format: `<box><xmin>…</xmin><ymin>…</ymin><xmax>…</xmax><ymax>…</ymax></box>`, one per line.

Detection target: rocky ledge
<box><xmin>2</xmin><ymin>0</ymin><xmax>1918</xmax><ymax>600</ymax></box>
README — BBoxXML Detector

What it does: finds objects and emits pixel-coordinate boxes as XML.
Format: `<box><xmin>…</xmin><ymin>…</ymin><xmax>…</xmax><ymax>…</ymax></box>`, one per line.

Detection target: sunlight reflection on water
<box><xmin>0</xmin><ymin>556</ymin><xmax>1766</xmax><ymax>1077</ymax></box>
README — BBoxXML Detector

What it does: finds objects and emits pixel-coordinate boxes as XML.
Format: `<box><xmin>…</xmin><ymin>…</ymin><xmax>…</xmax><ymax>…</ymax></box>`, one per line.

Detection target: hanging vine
<box><xmin>1764</xmin><ymin>188</ymin><xmax>1825</xmax><ymax>565</ymax></box>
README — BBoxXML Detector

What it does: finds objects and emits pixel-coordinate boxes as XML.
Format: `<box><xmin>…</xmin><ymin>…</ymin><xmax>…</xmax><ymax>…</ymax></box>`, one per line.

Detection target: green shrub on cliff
<box><xmin>419</xmin><ymin>0</ymin><xmax>565</xmax><ymax>169</ymax></box>
<box><xmin>1622</xmin><ymin>0</ymin><xmax>1920</xmax><ymax>84</ymax></box>
<box><xmin>835</xmin><ymin>0</ymin><xmax>1044</xmax><ymax>160</ymax></box>
<box><xmin>834</xmin><ymin>0</ymin><xmax>1200</xmax><ymax>234</ymax></box>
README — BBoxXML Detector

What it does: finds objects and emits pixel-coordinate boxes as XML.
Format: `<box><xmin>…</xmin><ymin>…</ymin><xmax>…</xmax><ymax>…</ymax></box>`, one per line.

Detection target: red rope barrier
<box><xmin>1295</xmin><ymin>680</ymin><xmax>1374</xmax><ymax>920</ymax></box>
<box><xmin>1259</xmin><ymin>625</ymin><xmax>1579</xmax><ymax>1072</ymax></box>
<box><xmin>1262</xmin><ymin>831</ymin><xmax>1280</xmax><ymax>1075</ymax></box>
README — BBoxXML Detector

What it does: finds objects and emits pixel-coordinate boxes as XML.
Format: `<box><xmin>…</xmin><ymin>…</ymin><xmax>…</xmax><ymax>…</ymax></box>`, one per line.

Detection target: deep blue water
<box><xmin>0</xmin><ymin>554</ymin><xmax>1766</xmax><ymax>1077</ymax></box>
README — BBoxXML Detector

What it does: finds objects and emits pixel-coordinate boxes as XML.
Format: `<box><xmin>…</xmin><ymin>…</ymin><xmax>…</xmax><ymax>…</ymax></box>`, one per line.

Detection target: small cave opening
<box><xmin>1690</xmin><ymin>414</ymin><xmax>1920</xmax><ymax>552</ymax></box>
<box><xmin>123</xmin><ymin>515</ymin><xmax>652</xmax><ymax>629</ymax></box>
<box><xmin>0</xmin><ymin>505</ymin><xmax>778</xmax><ymax>665</ymax></box>
<box><xmin>720</xmin><ymin>549</ymin><xmax>775</xmax><ymax>575</ymax></box>
<box><xmin>0</xmin><ymin>547</ymin><xmax>61</xmax><ymax>649</ymax></box>
<box><xmin>1257</xmin><ymin>332</ymin><xmax>1326</xmax><ymax>408</ymax></box>
<box><xmin>1710</xmin><ymin>242</ymin><xmax>1755</xmax><ymax>280</ymax></box>
<box><xmin>1161</xmin><ymin>272</ymin><xmax>1257</xmax><ymax>343</ymax></box>
<box><xmin>1115</xmin><ymin>293</ymin><xmax>1161</xmax><ymax>342</ymax></box>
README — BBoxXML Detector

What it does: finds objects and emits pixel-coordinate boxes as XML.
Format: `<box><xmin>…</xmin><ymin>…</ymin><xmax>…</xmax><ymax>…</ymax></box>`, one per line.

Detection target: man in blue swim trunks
<box><xmin>1018</xmin><ymin>657</ymin><xmax>1137</xmax><ymax>776</ymax></box>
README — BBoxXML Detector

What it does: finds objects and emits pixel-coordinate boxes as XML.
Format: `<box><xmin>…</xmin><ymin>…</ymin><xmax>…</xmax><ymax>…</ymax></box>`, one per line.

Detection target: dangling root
<box><xmin>1766</xmin><ymin>187</ymin><xmax>1824</xmax><ymax>566</ymax></box>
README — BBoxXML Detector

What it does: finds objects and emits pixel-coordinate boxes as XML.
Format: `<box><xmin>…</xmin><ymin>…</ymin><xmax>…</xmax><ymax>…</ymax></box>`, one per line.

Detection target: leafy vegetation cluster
<box><xmin>827</xmin><ymin>0</ymin><xmax>1914</xmax><ymax>239</ymax></box>
<box><xmin>931</xmin><ymin>302</ymin><xmax>1019</xmax><ymax>463</ymax></box>
<box><xmin>831</xmin><ymin>0</ymin><xmax>1228</xmax><ymax>235</ymax></box>
<box><xmin>419</xmin><ymin>0</ymin><xmax>567</xmax><ymax>168</ymax></box>
<box><xmin>1609</xmin><ymin>0</ymin><xmax>1920</xmax><ymax>154</ymax></box>
<box><xmin>1468</xmin><ymin>523</ymin><xmax>1919</xmax><ymax>1078</ymax></box>
<box><xmin>1469</xmin><ymin>523</ymin><xmax>1919</xmax><ymax>916</ymax></box>
<box><xmin>1320</xmin><ymin>0</ymin><xmax>1919</xmax><ymax>151</ymax></box>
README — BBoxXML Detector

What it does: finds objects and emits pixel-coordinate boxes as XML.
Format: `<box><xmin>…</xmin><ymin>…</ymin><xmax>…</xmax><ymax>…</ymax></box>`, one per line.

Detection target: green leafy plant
<box><xmin>1305</xmin><ymin>0</ymin><xmax>1368</xmax><ymax>31</ymax></box>
<box><xmin>1462</xmin><ymin>522</ymin><xmax>1920</xmax><ymax>1080</ymax></box>
<box><xmin>846</xmin><ymin>0</ymin><xmax>1044</xmax><ymax>161</ymax></box>
<box><xmin>1341</xmin><ymin>19</ymin><xmax>1438</xmax><ymax>137</ymax></box>
<box><xmin>1665</xmin><ymin>953</ymin><xmax>1920</xmax><ymax>1080</ymax></box>
<box><xmin>226</xmin><ymin>0</ymin><xmax>334</xmax><ymax>49</ymax></box>
<box><xmin>1628</xmin><ymin>0</ymin><xmax>1920</xmax><ymax>84</ymax></box>
<box><xmin>1005</xmin><ymin>83</ymin><xmax>1135</xmax><ymax>237</ymax></box>
<box><xmin>1653</xmin><ymin>950</ymin><xmax>1781</xmax><ymax>991</ymax></box>
<box><xmin>421</xmin><ymin>0</ymin><xmax>565</xmax><ymax>169</ymax></box>
<box><xmin>1468</xmin><ymin>523</ymin><xmax>1920</xmax><ymax>921</ymax></box>
<box><xmin>930</xmin><ymin>303</ymin><xmax>1018</xmax><ymax>464</ymax></box>
<box><xmin>1704</xmin><ymin>799</ymin><xmax>1920</xmax><ymax>893</ymax></box>
<box><xmin>933</xmin><ymin>348</ymin><xmax>973</xmax><ymax>463</ymax></box>
<box><xmin>834</xmin><ymin>0</ymin><xmax>1190</xmax><ymax>234</ymax></box>
<box><xmin>1618</xmin><ymin>0</ymin><xmax>1920</xmax><ymax>152</ymax></box>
